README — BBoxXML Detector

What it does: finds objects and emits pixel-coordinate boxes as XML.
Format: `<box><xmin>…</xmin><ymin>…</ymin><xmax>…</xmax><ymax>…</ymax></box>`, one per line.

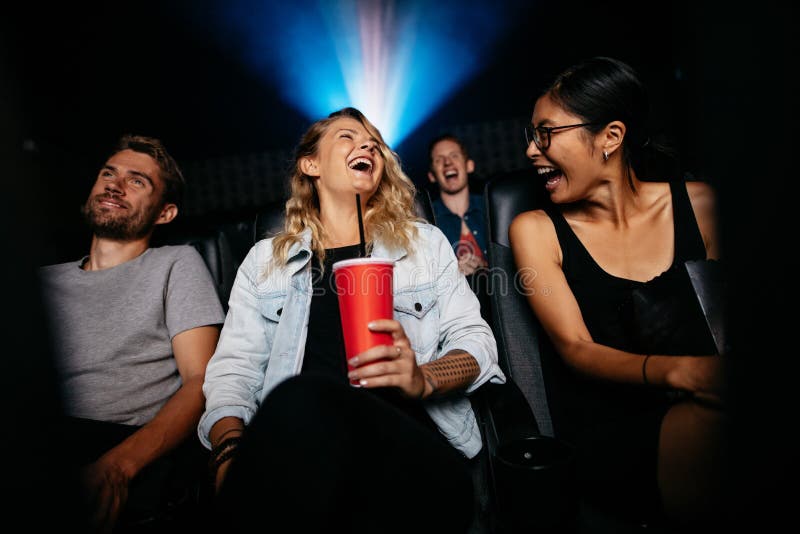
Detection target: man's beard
<box><xmin>81</xmin><ymin>195</ymin><xmax>161</xmax><ymax>241</ymax></box>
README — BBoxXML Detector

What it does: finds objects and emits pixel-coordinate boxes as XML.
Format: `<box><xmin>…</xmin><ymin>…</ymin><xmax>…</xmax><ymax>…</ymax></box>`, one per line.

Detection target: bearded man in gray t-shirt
<box><xmin>38</xmin><ymin>135</ymin><xmax>225</xmax><ymax>532</ymax></box>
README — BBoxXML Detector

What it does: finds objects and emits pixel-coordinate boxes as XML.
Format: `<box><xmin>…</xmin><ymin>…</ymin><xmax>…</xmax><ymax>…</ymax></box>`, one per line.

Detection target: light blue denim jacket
<box><xmin>199</xmin><ymin>222</ymin><xmax>505</xmax><ymax>458</ymax></box>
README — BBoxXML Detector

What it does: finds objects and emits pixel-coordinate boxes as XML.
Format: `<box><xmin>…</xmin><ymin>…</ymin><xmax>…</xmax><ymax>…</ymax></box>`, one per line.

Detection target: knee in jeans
<box><xmin>258</xmin><ymin>375</ymin><xmax>345</xmax><ymax>427</ymax></box>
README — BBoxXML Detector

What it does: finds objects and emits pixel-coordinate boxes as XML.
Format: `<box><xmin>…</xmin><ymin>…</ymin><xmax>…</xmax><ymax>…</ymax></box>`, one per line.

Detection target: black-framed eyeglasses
<box><xmin>524</xmin><ymin>122</ymin><xmax>597</xmax><ymax>150</ymax></box>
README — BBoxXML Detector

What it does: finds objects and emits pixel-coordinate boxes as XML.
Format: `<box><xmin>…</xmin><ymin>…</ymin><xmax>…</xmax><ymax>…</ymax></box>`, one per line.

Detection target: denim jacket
<box><xmin>199</xmin><ymin>222</ymin><xmax>505</xmax><ymax>458</ymax></box>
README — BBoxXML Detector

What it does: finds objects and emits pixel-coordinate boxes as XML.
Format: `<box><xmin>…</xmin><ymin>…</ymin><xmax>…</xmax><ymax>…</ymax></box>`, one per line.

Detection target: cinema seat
<box><xmin>157</xmin><ymin>226</ymin><xmax>237</xmax><ymax>312</ymax></box>
<box><xmin>484</xmin><ymin>168</ymin><xmax>555</xmax><ymax>436</ymax></box>
<box><xmin>476</xmin><ymin>169</ymin><xmax>586</xmax><ymax>533</ymax></box>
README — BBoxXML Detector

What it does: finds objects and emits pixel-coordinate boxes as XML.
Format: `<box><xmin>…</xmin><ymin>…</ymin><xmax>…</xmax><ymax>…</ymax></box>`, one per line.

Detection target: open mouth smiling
<box><xmin>348</xmin><ymin>157</ymin><xmax>374</xmax><ymax>174</ymax></box>
<box><xmin>537</xmin><ymin>166</ymin><xmax>564</xmax><ymax>190</ymax></box>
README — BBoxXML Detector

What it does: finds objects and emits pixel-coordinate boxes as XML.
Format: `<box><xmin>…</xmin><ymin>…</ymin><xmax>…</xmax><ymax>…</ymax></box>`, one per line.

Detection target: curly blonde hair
<box><xmin>270</xmin><ymin>107</ymin><xmax>420</xmax><ymax>270</ymax></box>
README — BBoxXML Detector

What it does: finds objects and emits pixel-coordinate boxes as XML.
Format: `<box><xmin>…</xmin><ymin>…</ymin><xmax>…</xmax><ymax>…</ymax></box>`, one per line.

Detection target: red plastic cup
<box><xmin>332</xmin><ymin>257</ymin><xmax>394</xmax><ymax>385</ymax></box>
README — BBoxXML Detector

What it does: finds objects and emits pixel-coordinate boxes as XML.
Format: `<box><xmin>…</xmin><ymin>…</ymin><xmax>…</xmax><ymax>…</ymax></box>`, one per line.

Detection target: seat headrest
<box><xmin>253</xmin><ymin>200</ymin><xmax>287</xmax><ymax>243</ymax></box>
<box><xmin>485</xmin><ymin>168</ymin><xmax>551</xmax><ymax>248</ymax></box>
<box><xmin>414</xmin><ymin>188</ymin><xmax>435</xmax><ymax>224</ymax></box>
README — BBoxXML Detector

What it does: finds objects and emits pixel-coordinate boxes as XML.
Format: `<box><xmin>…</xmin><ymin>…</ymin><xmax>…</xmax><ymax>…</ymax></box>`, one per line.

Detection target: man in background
<box><xmin>428</xmin><ymin>133</ymin><xmax>489</xmax><ymax>275</ymax></box>
<box><xmin>428</xmin><ymin>133</ymin><xmax>491</xmax><ymax>324</ymax></box>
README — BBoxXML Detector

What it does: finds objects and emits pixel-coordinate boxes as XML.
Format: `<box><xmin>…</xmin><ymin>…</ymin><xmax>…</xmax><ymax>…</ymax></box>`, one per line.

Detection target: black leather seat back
<box><xmin>487</xmin><ymin>169</ymin><xmax>549</xmax><ymax>247</ymax></box>
<box><xmin>253</xmin><ymin>200</ymin><xmax>288</xmax><ymax>243</ymax></box>
<box><xmin>485</xmin><ymin>168</ymin><xmax>555</xmax><ymax>437</ymax></box>
<box><xmin>158</xmin><ymin>227</ymin><xmax>237</xmax><ymax>312</ymax></box>
<box><xmin>413</xmin><ymin>187</ymin><xmax>435</xmax><ymax>224</ymax></box>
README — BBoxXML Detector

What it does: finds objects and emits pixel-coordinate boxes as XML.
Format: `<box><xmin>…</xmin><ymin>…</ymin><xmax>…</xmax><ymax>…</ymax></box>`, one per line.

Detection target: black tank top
<box><xmin>545</xmin><ymin>180</ymin><xmax>707</xmax><ymax>353</ymax></box>
<box><xmin>540</xmin><ymin>180</ymin><xmax>710</xmax><ymax>520</ymax></box>
<box><xmin>302</xmin><ymin>246</ymin><xmax>438</xmax><ymax>433</ymax></box>
<box><xmin>302</xmin><ymin>244</ymin><xmax>362</xmax><ymax>384</ymax></box>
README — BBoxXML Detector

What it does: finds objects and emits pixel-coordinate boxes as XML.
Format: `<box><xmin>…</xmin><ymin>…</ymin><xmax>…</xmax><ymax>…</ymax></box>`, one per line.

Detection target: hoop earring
<box><xmin>603</xmin><ymin>150</ymin><xmax>609</xmax><ymax>162</ymax></box>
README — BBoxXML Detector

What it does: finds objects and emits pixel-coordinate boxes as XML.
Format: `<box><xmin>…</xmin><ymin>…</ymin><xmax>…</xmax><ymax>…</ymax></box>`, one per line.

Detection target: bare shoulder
<box><xmin>509</xmin><ymin>209</ymin><xmax>555</xmax><ymax>243</ymax></box>
<box><xmin>508</xmin><ymin>208</ymin><xmax>561</xmax><ymax>265</ymax></box>
<box><xmin>510</xmin><ymin>208</ymin><xmax>553</xmax><ymax>231</ymax></box>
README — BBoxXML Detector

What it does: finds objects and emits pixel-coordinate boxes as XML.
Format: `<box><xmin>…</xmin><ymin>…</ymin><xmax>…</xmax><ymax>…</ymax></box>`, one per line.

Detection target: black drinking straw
<box><xmin>356</xmin><ymin>193</ymin><xmax>366</xmax><ymax>257</ymax></box>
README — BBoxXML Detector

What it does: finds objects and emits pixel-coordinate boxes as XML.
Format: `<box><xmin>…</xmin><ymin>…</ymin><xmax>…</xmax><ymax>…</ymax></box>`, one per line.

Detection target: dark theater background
<box><xmin>2</xmin><ymin>0</ymin><xmax>796</xmax><ymax>531</ymax></box>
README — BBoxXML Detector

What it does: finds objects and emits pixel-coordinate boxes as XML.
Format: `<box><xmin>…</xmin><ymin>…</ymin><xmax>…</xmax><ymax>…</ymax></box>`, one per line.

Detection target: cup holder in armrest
<box><xmin>496</xmin><ymin>434</ymin><xmax>573</xmax><ymax>471</ymax></box>
<box><xmin>473</xmin><ymin>381</ymin><xmax>579</xmax><ymax>533</ymax></box>
<box><xmin>493</xmin><ymin>435</ymin><xmax>578</xmax><ymax>533</ymax></box>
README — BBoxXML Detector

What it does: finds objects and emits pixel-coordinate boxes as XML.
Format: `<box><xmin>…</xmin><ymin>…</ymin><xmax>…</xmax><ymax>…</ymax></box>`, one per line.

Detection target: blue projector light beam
<box><xmin>200</xmin><ymin>0</ymin><xmax>524</xmax><ymax>147</ymax></box>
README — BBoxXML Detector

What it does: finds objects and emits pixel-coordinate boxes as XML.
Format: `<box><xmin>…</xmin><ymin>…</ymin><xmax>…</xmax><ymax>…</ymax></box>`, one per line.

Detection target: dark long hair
<box><xmin>545</xmin><ymin>56</ymin><xmax>675</xmax><ymax>186</ymax></box>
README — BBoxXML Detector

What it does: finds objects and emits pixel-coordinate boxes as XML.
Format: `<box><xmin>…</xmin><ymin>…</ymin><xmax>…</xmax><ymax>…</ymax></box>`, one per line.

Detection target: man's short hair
<box><xmin>112</xmin><ymin>134</ymin><xmax>185</xmax><ymax>208</ymax></box>
<box><xmin>428</xmin><ymin>133</ymin><xmax>470</xmax><ymax>167</ymax></box>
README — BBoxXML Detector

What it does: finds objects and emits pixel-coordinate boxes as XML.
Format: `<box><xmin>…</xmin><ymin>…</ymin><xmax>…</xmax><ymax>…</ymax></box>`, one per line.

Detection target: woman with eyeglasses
<box><xmin>509</xmin><ymin>57</ymin><xmax>726</xmax><ymax>530</ymax></box>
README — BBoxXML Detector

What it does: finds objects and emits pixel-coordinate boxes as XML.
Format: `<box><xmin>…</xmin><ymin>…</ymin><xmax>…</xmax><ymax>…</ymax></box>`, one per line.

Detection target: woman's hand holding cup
<box><xmin>347</xmin><ymin>319</ymin><xmax>427</xmax><ymax>399</ymax></box>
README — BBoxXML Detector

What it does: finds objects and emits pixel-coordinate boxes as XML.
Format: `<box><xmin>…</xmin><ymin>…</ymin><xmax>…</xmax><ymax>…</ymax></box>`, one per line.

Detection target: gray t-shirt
<box><xmin>39</xmin><ymin>245</ymin><xmax>226</xmax><ymax>426</ymax></box>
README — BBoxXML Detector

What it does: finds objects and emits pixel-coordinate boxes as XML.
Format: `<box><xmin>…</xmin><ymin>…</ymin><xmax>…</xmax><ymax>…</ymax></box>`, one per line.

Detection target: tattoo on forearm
<box><xmin>422</xmin><ymin>352</ymin><xmax>480</xmax><ymax>396</ymax></box>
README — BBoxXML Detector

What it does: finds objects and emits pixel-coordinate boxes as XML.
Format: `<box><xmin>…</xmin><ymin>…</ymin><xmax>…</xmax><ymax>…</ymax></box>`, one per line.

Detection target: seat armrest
<box><xmin>472</xmin><ymin>380</ymin><xmax>578</xmax><ymax>533</ymax></box>
<box><xmin>473</xmin><ymin>380</ymin><xmax>541</xmax><ymax>456</ymax></box>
